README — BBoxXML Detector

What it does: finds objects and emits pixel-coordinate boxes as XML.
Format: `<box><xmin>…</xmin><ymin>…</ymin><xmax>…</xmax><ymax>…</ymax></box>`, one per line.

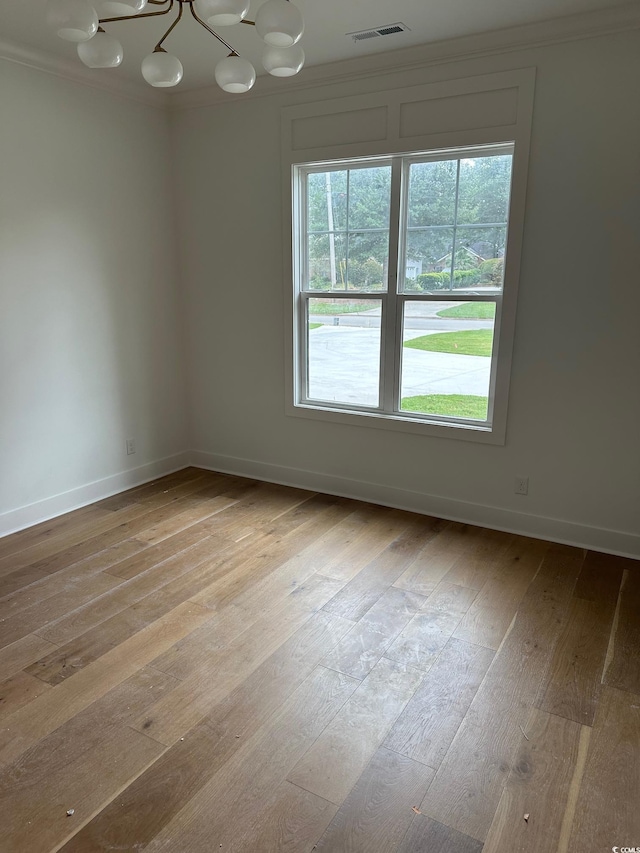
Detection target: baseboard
<box><xmin>0</xmin><ymin>452</ymin><xmax>190</xmax><ymax>539</ymax></box>
<box><xmin>190</xmin><ymin>450</ymin><xmax>640</xmax><ymax>560</ymax></box>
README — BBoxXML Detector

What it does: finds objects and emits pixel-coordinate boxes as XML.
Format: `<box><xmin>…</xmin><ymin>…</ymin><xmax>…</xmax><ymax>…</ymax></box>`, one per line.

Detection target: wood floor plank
<box><xmin>385</xmin><ymin>608</ymin><xmax>461</xmax><ymax>672</ymax></box>
<box><xmin>0</xmin><ymin>474</ymin><xmax>233</xmax><ymax>583</ymax></box>
<box><xmin>0</xmin><ymin>566</ymin><xmax>50</xmax><ymax>599</ymax></box>
<box><xmin>322</xmin><ymin>587</ymin><xmax>426</xmax><ymax>680</ymax></box>
<box><xmin>57</xmin><ymin>612</ymin><xmax>352</xmax><ymax>853</ymax></box>
<box><xmin>567</xmin><ymin>686</ymin><xmax>640</xmax><ymax>850</ymax></box>
<box><xmin>392</xmin><ymin>541</ymin><xmax>462</xmax><ymax>597</ymax></box>
<box><xmin>423</xmin><ymin>581</ymin><xmax>478</xmax><ymax>615</ymax></box>
<box><xmin>232</xmin><ymin>781</ymin><xmax>337</xmax><ymax>853</ymax></box>
<box><xmin>452</xmin><ymin>538</ymin><xmax>549</xmax><ymax>650</ymax></box>
<box><xmin>124</xmin><ymin>494</ymin><xmax>237</xmax><ymax>548</ymax></box>
<box><xmin>186</xmin><ymin>496</ymin><xmax>353</xmax><ymax>611</ymax></box>
<box><xmin>313</xmin><ymin>747</ymin><xmax>435</xmax><ymax>853</ymax></box>
<box><xmin>603</xmin><ymin>568</ymin><xmax>640</xmax><ymax>695</ymax></box>
<box><xmin>0</xmin><ymin>633</ymin><xmax>58</xmax><ymax>682</ymax></box>
<box><xmin>0</xmin><ymin>670</ymin><xmax>51</xmax><ymax>722</ymax></box>
<box><xmin>25</xmin><ymin>534</ymin><xmax>266</xmax><ymax>685</ymax></box>
<box><xmin>33</xmin><ymin>532</ymin><xmax>233</xmax><ymax>646</ymax></box>
<box><xmin>419</xmin><ymin>545</ymin><xmax>583</xmax><ymax>841</ymax></box>
<box><xmin>482</xmin><ymin>708</ymin><xmax>588</xmax><ymax>853</ymax></box>
<box><xmin>320</xmin><ymin>509</ymin><xmax>422</xmax><ymax>582</ymax></box>
<box><xmin>0</xmin><ymin>667</ymin><xmax>174</xmax><ymax>853</ymax></box>
<box><xmin>0</xmin><ymin>475</ymin><xmax>222</xmax><ymax>578</ymax></box>
<box><xmin>0</xmin><ymin>600</ymin><xmax>212</xmax><ymax>766</ymax></box>
<box><xmin>442</xmin><ymin>553</ymin><xmax>496</xmax><ymax>590</ymax></box>
<box><xmin>536</xmin><ymin>548</ymin><xmax>621</xmax><ymax>724</ymax></box>
<box><xmin>0</xmin><ymin>537</ymin><xmax>151</xmax><ymax>617</ymax></box>
<box><xmin>537</xmin><ymin>598</ymin><xmax>613</xmax><ymax>725</ymax></box>
<box><xmin>427</xmin><ymin>522</ymin><xmax>514</xmax><ymax>559</ymax></box>
<box><xmin>384</xmin><ymin>637</ymin><xmax>494</xmax><ymax>768</ymax></box>
<box><xmin>147</xmin><ymin>503</ymin><xmax>357</xmax><ymax>682</ymax></box>
<box><xmin>26</xmin><ymin>630</ymin><xmax>119</xmax><ymax>686</ymax></box>
<box><xmin>92</xmin><ymin>468</ymin><xmax>219</xmax><ymax>511</ymax></box>
<box><xmin>287</xmin><ymin>657</ymin><xmax>423</xmax><ymax>805</ymax></box>
<box><xmin>142</xmin><ymin>666</ymin><xmax>359</xmax><ymax>852</ymax></box>
<box><xmin>396</xmin><ymin>815</ymin><xmax>483</xmax><ymax>853</ymax></box>
<box><xmin>0</xmin><ymin>571</ymin><xmax>123</xmax><ymax>648</ymax></box>
<box><xmin>0</xmin><ymin>473</ymin><xmax>631</xmax><ymax>853</ymax></box>
<box><xmin>322</xmin><ymin>520</ymin><xmax>441</xmax><ymax>621</ymax></box>
<box><xmin>129</xmin><ymin>574</ymin><xmax>346</xmax><ymax>744</ymax></box>
<box><xmin>1</xmin><ymin>488</ymin><xmax>244</xmax><ymax>609</ymax></box>
<box><xmin>572</xmin><ymin>548</ymin><xmax>624</xmax><ymax>604</ymax></box>
<box><xmin>0</xmin><ymin>504</ymin><xmax>113</xmax><ymax>560</ymax></box>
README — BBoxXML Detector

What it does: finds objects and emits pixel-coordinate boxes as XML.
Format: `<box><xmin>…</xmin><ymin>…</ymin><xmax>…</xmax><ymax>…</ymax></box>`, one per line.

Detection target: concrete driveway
<box><xmin>307</xmin><ymin>319</ymin><xmax>491</xmax><ymax>407</ymax></box>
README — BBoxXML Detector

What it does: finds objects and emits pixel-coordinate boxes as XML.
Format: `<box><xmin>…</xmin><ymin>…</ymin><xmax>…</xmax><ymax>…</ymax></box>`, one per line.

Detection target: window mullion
<box><xmin>381</xmin><ymin>157</ymin><xmax>403</xmax><ymax>413</ymax></box>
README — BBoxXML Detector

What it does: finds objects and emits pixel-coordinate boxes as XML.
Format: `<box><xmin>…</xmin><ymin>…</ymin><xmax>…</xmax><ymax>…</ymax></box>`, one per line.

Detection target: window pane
<box><xmin>407</xmin><ymin>160</ymin><xmax>457</xmax><ymax>227</ymax></box>
<box><xmin>347</xmin><ymin>232</ymin><xmax>388</xmax><ymax>292</ymax></box>
<box><xmin>400</xmin><ymin>301</ymin><xmax>495</xmax><ymax>421</ymax></box>
<box><xmin>453</xmin><ymin>227</ymin><xmax>506</xmax><ymax>291</ymax></box>
<box><xmin>405</xmin><ymin>228</ymin><xmax>454</xmax><ymax>292</ymax></box>
<box><xmin>348</xmin><ymin>166</ymin><xmax>392</xmax><ymax>230</ymax></box>
<box><xmin>457</xmin><ymin>155</ymin><xmax>512</xmax><ymax>226</ymax></box>
<box><xmin>307</xmin><ymin>232</ymin><xmax>347</xmax><ymax>291</ymax></box>
<box><xmin>307</xmin><ymin>170</ymin><xmax>347</xmax><ymax>232</ymax></box>
<box><xmin>307</xmin><ymin>298</ymin><xmax>381</xmax><ymax>407</ymax></box>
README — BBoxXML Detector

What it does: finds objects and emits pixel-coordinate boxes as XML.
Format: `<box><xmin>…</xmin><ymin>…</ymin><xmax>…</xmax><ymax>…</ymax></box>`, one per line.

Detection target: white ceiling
<box><xmin>0</xmin><ymin>0</ymin><xmax>628</xmax><ymax>91</ymax></box>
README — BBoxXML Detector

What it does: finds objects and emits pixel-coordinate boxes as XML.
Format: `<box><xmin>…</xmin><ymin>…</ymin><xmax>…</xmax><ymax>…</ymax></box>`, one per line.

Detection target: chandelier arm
<box><xmin>99</xmin><ymin>0</ymin><xmax>174</xmax><ymax>26</ymax></box>
<box><xmin>155</xmin><ymin>0</ymin><xmax>184</xmax><ymax>51</ymax></box>
<box><xmin>190</xmin><ymin>2</ymin><xmax>238</xmax><ymax>56</ymax></box>
<box><xmin>240</xmin><ymin>20</ymin><xmax>256</xmax><ymax>26</ymax></box>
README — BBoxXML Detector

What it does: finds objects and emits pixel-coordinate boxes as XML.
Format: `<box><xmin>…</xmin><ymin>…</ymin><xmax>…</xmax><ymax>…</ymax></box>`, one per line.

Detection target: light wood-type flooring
<box><xmin>0</xmin><ymin>467</ymin><xmax>638</xmax><ymax>852</ymax></box>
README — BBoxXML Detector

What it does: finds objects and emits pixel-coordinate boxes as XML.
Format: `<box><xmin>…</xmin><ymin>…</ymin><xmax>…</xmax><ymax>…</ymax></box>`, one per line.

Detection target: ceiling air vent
<box><xmin>348</xmin><ymin>22</ymin><xmax>411</xmax><ymax>43</ymax></box>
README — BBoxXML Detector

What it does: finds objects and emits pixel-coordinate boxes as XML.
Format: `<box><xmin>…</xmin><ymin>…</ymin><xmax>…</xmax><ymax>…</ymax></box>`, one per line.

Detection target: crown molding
<box><xmin>168</xmin><ymin>1</ymin><xmax>640</xmax><ymax>111</ymax></box>
<box><xmin>0</xmin><ymin>37</ymin><xmax>168</xmax><ymax>108</ymax></box>
<box><xmin>1</xmin><ymin>2</ymin><xmax>639</xmax><ymax>111</ymax></box>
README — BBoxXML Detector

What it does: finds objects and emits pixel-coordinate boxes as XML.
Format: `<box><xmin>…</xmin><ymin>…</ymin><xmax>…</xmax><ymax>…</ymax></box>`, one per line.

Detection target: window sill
<box><xmin>287</xmin><ymin>401</ymin><xmax>506</xmax><ymax>445</ymax></box>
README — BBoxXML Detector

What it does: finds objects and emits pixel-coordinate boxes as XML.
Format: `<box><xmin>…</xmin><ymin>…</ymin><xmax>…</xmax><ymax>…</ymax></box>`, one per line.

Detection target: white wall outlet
<box><xmin>515</xmin><ymin>476</ymin><xmax>529</xmax><ymax>495</ymax></box>
<box><xmin>126</xmin><ymin>438</ymin><xmax>136</xmax><ymax>456</ymax></box>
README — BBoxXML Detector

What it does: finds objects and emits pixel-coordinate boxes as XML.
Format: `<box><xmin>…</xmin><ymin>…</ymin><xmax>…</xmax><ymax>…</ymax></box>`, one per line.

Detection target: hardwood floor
<box><xmin>0</xmin><ymin>467</ymin><xmax>637</xmax><ymax>852</ymax></box>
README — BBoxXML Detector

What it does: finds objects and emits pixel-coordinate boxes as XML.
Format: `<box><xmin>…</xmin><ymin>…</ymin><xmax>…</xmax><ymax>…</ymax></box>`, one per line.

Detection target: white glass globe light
<box><xmin>141</xmin><ymin>52</ymin><xmax>184</xmax><ymax>87</ymax></box>
<box><xmin>215</xmin><ymin>55</ymin><xmax>256</xmax><ymax>93</ymax></box>
<box><xmin>46</xmin><ymin>0</ymin><xmax>98</xmax><ymax>42</ymax></box>
<box><xmin>95</xmin><ymin>0</ymin><xmax>147</xmax><ymax>15</ymax></box>
<box><xmin>262</xmin><ymin>43</ymin><xmax>304</xmax><ymax>77</ymax></box>
<box><xmin>77</xmin><ymin>30</ymin><xmax>123</xmax><ymax>66</ymax></box>
<box><xmin>255</xmin><ymin>0</ymin><xmax>303</xmax><ymax>47</ymax></box>
<box><xmin>196</xmin><ymin>0</ymin><xmax>250</xmax><ymax>26</ymax></box>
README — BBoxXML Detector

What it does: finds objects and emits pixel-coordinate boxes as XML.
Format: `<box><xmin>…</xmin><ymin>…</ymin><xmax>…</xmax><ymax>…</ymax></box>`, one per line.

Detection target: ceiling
<box><xmin>0</xmin><ymin>0</ymin><xmax>627</xmax><ymax>91</ymax></box>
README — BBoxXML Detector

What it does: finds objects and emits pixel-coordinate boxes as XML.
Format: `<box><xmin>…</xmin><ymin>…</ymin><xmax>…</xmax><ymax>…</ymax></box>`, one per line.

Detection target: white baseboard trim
<box><xmin>0</xmin><ymin>452</ymin><xmax>190</xmax><ymax>539</ymax></box>
<box><xmin>190</xmin><ymin>450</ymin><xmax>640</xmax><ymax>560</ymax></box>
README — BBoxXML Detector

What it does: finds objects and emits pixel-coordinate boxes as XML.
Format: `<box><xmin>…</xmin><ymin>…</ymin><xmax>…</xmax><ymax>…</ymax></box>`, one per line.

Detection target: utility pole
<box><xmin>325</xmin><ymin>171</ymin><xmax>337</xmax><ymax>289</ymax></box>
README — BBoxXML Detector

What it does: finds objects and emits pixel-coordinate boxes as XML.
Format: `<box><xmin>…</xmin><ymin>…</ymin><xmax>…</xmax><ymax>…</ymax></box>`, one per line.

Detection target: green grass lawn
<box><xmin>437</xmin><ymin>302</ymin><xmax>496</xmax><ymax>319</ymax></box>
<box><xmin>309</xmin><ymin>301</ymin><xmax>376</xmax><ymax>315</ymax></box>
<box><xmin>401</xmin><ymin>394</ymin><xmax>488</xmax><ymax>419</ymax></box>
<box><xmin>404</xmin><ymin>329</ymin><xmax>493</xmax><ymax>357</ymax></box>
<box><xmin>308</xmin><ymin>323</ymin><xmax>322</xmax><ymax>330</ymax></box>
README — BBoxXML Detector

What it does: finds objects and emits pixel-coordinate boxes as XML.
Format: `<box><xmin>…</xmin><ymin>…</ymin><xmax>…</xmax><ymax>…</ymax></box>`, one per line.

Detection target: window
<box><xmin>291</xmin><ymin>143</ymin><xmax>517</xmax><ymax>440</ymax></box>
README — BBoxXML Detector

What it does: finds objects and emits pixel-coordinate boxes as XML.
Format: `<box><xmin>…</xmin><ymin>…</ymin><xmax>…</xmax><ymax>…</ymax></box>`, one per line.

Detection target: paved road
<box><xmin>309</xmin><ymin>302</ymin><xmax>493</xmax><ymax>332</ymax></box>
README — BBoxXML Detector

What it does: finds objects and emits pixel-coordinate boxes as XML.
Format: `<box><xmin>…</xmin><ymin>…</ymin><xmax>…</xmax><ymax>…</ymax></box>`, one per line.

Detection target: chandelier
<box><xmin>46</xmin><ymin>0</ymin><xmax>305</xmax><ymax>91</ymax></box>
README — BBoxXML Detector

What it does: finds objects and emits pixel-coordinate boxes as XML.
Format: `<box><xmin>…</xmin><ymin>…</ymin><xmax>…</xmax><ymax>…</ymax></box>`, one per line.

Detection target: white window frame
<box><xmin>281</xmin><ymin>70</ymin><xmax>535</xmax><ymax>446</ymax></box>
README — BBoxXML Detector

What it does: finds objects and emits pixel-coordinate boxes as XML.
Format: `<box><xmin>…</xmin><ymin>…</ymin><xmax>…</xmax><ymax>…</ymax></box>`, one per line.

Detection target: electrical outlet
<box><xmin>126</xmin><ymin>439</ymin><xmax>136</xmax><ymax>456</ymax></box>
<box><xmin>515</xmin><ymin>476</ymin><xmax>529</xmax><ymax>496</ymax></box>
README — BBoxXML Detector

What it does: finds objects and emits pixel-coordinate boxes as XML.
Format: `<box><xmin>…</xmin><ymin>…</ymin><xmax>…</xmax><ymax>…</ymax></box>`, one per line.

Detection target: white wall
<box><xmin>174</xmin><ymin>30</ymin><xmax>640</xmax><ymax>557</ymax></box>
<box><xmin>0</xmin><ymin>61</ymin><xmax>188</xmax><ymax>533</ymax></box>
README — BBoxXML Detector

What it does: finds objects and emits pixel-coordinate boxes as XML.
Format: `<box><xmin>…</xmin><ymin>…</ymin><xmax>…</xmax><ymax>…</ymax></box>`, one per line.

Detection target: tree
<box><xmin>306</xmin><ymin>154</ymin><xmax>511</xmax><ymax>289</ymax></box>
